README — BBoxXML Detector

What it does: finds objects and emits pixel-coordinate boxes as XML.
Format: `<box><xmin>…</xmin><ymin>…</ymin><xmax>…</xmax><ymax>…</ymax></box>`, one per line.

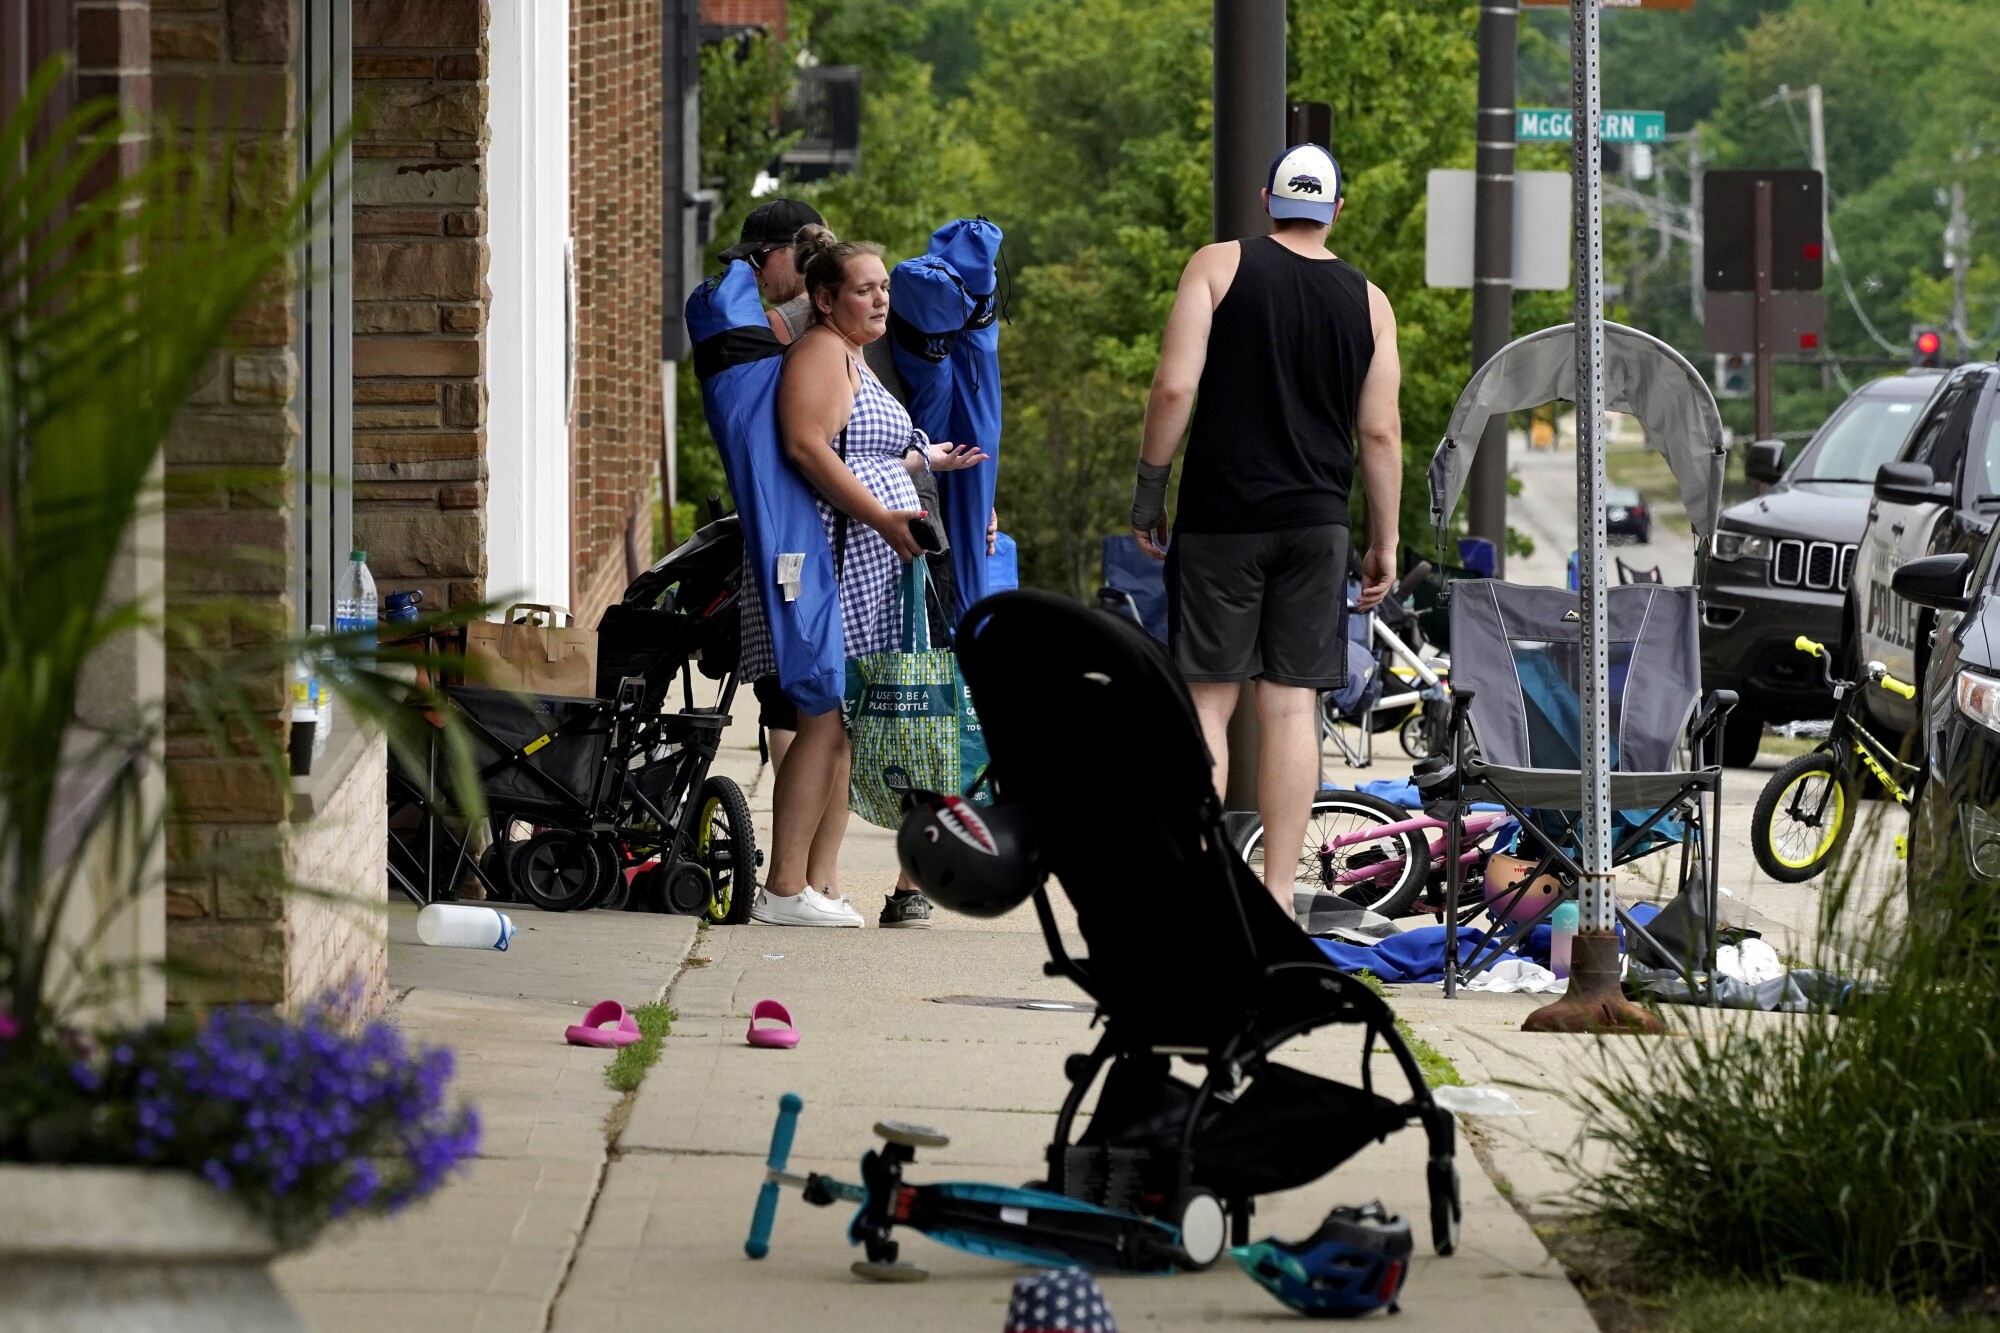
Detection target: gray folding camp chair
<box><xmin>1419</xmin><ymin>319</ymin><xmax>1738</xmax><ymax>999</ymax></box>
<box><xmin>1416</xmin><ymin>580</ymin><xmax>1737</xmax><ymax>996</ymax></box>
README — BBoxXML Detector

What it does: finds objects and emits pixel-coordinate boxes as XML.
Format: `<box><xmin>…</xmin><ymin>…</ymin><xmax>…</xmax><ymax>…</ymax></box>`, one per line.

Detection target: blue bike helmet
<box><xmin>1231</xmin><ymin>1202</ymin><xmax>1412</xmax><ymax>1317</ymax></box>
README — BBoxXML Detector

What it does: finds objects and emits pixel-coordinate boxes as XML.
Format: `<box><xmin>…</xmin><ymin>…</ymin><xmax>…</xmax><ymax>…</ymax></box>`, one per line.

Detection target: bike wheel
<box><xmin>1239</xmin><ymin>791</ymin><xmax>1430</xmax><ymax>918</ymax></box>
<box><xmin>698</xmin><ymin>776</ymin><xmax>760</xmax><ymax>924</ymax></box>
<box><xmin>1751</xmin><ymin>752</ymin><xmax>1854</xmax><ymax>883</ymax></box>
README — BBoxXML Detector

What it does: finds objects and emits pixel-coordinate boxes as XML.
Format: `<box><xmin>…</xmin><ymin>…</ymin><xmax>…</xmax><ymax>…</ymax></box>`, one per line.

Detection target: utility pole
<box><xmin>1212</xmin><ymin>0</ymin><xmax>1287</xmax><ymax>814</ymax></box>
<box><xmin>1804</xmin><ymin>85</ymin><xmax>1828</xmax><ymax>230</ymax></box>
<box><xmin>1804</xmin><ymin>86</ymin><xmax>1831</xmax><ymax>391</ymax></box>
<box><xmin>1467</xmin><ymin>0</ymin><xmax>1519</xmax><ymax>574</ymax></box>
<box><xmin>1948</xmin><ymin>174</ymin><xmax>1971</xmax><ymax>360</ymax></box>
<box><xmin>1688</xmin><ymin>126</ymin><xmax>1704</xmax><ymax>325</ymax></box>
<box><xmin>1753</xmin><ymin>179</ymin><xmax>1776</xmax><ymax>442</ymax></box>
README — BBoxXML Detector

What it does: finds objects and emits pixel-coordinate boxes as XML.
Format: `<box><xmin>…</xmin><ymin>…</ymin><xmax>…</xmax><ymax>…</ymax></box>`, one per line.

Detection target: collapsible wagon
<box><xmin>386</xmin><ymin>511</ymin><xmax>759</xmax><ymax>920</ymax></box>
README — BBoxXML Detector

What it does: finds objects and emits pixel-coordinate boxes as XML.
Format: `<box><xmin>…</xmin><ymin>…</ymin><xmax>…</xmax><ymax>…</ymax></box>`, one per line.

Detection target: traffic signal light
<box><xmin>1714</xmin><ymin>352</ymin><xmax>1751</xmax><ymax>399</ymax></box>
<box><xmin>1912</xmin><ymin>325</ymin><xmax>1945</xmax><ymax>369</ymax></box>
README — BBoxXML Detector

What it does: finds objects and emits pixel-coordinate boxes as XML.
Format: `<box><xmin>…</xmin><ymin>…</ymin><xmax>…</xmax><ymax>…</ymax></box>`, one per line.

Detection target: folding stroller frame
<box><xmin>1416</xmin><ymin>580</ymin><xmax>1737</xmax><ymax>997</ymax></box>
<box><xmin>957</xmin><ymin>591</ymin><xmax>1461</xmax><ymax>1259</ymax></box>
<box><xmin>387</xmin><ymin>676</ymin><xmax>737</xmax><ymax>908</ymax></box>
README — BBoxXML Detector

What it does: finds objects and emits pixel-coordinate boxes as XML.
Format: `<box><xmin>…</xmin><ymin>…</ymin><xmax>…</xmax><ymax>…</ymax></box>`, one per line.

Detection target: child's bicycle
<box><xmin>1749</xmin><ymin>636</ymin><xmax>1919</xmax><ymax>884</ymax></box>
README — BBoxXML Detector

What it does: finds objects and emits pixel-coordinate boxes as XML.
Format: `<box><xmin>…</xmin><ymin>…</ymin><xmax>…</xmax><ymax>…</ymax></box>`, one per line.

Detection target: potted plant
<box><xmin>1</xmin><ymin>62</ymin><xmax>481</xmax><ymax>1327</ymax></box>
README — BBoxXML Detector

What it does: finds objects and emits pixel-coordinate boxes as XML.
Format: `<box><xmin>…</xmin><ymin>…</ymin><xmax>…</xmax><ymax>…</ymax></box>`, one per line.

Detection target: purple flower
<box><xmin>70</xmin><ymin>1060</ymin><xmax>101</xmax><ymax>1092</ymax></box>
<box><xmin>85</xmin><ymin>988</ymin><xmax>479</xmax><ymax>1237</ymax></box>
<box><xmin>0</xmin><ymin>1009</ymin><xmax>18</xmax><ymax>1041</ymax></box>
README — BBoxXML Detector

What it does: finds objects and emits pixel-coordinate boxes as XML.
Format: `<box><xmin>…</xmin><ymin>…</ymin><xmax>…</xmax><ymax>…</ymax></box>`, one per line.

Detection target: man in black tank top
<box><xmin>1129</xmin><ymin>143</ymin><xmax>1405</xmax><ymax>913</ymax></box>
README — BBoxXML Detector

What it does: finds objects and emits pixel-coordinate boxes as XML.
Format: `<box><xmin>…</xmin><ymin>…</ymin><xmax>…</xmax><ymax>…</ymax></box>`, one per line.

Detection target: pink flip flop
<box><xmin>565</xmin><ymin>1000</ymin><xmax>642</xmax><ymax>1048</ymax></box>
<box><xmin>745</xmin><ymin>999</ymin><xmax>800</xmax><ymax>1050</ymax></box>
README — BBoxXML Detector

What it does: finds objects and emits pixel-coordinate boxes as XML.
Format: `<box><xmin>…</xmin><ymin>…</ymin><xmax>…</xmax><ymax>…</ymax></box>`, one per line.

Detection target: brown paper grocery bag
<box><xmin>464</xmin><ymin>603</ymin><xmax>598</xmax><ymax>698</ymax></box>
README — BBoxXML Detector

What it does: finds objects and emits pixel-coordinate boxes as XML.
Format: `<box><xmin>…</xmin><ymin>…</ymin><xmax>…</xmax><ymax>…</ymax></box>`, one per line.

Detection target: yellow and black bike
<box><xmin>1750</xmin><ymin>636</ymin><xmax>1918</xmax><ymax>883</ymax></box>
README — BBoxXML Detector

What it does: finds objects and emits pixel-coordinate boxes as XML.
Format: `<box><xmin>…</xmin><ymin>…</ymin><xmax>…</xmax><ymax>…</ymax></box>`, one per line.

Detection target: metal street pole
<box><xmin>1523</xmin><ymin>0</ymin><xmax>1663</xmax><ymax>1035</ymax></box>
<box><xmin>1467</xmin><ymin>0</ymin><xmax>1519</xmax><ymax>575</ymax></box>
<box><xmin>1213</xmin><ymin>0</ymin><xmax>1287</xmax><ymax>243</ymax></box>
<box><xmin>1213</xmin><ymin>0</ymin><xmax>1287</xmax><ymax>813</ymax></box>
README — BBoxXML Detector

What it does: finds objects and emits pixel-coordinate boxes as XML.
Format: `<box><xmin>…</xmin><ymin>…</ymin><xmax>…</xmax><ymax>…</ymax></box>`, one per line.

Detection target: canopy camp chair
<box><xmin>1421</xmin><ymin>322</ymin><xmax>1738</xmax><ymax>998</ymax></box>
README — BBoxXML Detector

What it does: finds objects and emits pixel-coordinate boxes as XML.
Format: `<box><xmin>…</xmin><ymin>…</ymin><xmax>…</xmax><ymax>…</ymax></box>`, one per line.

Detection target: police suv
<box><xmin>1847</xmin><ymin>362</ymin><xmax>2000</xmax><ymax>743</ymax></box>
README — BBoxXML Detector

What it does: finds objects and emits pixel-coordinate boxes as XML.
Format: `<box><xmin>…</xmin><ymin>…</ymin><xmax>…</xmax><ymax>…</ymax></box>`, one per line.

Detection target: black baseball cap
<box><xmin>719</xmin><ymin>199</ymin><xmax>825</xmax><ymax>261</ymax></box>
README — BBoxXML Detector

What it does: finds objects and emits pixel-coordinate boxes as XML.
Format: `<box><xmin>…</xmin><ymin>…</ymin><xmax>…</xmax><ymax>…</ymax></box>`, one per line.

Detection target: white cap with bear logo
<box><xmin>1265</xmin><ymin>143</ymin><xmax>1341</xmax><ymax>224</ymax></box>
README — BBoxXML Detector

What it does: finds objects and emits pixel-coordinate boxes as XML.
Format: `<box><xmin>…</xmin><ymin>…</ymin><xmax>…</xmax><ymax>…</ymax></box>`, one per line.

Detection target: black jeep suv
<box><xmin>1697</xmin><ymin>372</ymin><xmax>1941</xmax><ymax>765</ymax></box>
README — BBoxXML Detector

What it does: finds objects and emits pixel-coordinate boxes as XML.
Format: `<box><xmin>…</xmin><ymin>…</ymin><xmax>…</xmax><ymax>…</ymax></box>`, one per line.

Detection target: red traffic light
<box><xmin>1917</xmin><ymin>330</ymin><xmax>1943</xmax><ymax>357</ymax></box>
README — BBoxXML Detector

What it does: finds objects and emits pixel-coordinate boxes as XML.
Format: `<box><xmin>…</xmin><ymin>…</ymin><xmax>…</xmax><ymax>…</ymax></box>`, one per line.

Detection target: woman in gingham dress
<box><xmin>744</xmin><ymin>225</ymin><xmax>987</xmax><ymax>929</ymax></box>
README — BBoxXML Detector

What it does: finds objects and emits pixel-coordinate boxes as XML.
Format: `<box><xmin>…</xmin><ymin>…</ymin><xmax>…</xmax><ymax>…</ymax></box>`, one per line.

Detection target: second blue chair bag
<box><xmin>685</xmin><ymin>262</ymin><xmax>844</xmax><ymax>715</ymax></box>
<box><xmin>930</xmin><ymin>218</ymin><xmax>1005</xmax><ymax>610</ymax></box>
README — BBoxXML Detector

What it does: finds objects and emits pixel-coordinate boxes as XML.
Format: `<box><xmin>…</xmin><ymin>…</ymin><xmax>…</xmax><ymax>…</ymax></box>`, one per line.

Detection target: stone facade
<box><xmin>349</xmin><ymin>0</ymin><xmax>491</xmax><ymax>614</ymax></box>
<box><xmin>139</xmin><ymin>0</ymin><xmax>389</xmax><ymax>1018</ymax></box>
<box><xmin>287</xmin><ymin>735</ymin><xmax>389</xmax><ymax>1015</ymax></box>
<box><xmin>152</xmin><ymin>0</ymin><xmax>304</xmax><ymax>1009</ymax></box>
<box><xmin>570</xmin><ymin>0</ymin><xmax>665</xmax><ymax>627</ymax></box>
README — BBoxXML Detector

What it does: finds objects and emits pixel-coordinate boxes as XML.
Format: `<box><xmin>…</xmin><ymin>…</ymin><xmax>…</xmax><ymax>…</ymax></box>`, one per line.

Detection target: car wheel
<box><xmin>1720</xmin><ymin>708</ymin><xmax>1763</xmax><ymax>767</ymax></box>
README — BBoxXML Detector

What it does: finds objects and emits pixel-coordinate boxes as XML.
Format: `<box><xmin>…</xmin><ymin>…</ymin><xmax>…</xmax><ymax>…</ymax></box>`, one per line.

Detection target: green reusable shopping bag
<box><xmin>843</xmin><ymin>559</ymin><xmax>989</xmax><ymax>830</ymax></box>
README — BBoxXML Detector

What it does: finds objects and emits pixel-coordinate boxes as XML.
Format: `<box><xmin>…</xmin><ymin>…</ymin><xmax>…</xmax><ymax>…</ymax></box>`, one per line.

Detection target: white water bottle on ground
<box><xmin>417</xmin><ymin>903</ymin><xmax>516</xmax><ymax>951</ymax></box>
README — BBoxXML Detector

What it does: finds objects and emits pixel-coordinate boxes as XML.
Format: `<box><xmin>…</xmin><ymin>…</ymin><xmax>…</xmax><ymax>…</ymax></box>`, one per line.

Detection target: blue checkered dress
<box><xmin>739</xmin><ymin>362</ymin><xmax>926</xmax><ymax>689</ymax></box>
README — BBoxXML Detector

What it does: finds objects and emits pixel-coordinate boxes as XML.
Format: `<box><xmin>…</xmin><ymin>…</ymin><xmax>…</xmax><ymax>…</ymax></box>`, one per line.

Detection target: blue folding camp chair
<box><xmin>1099</xmin><ymin>534</ymin><xmax>1169</xmax><ymax>642</ymax></box>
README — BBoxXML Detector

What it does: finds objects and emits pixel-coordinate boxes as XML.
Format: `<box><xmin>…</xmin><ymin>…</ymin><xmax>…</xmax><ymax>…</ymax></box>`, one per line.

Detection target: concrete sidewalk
<box><xmin>539</xmin><ymin>722</ymin><xmax>1598</xmax><ymax>1333</ymax></box>
<box><xmin>275</xmin><ymin>708</ymin><xmax>1863</xmax><ymax>1333</ymax></box>
<box><xmin>274</xmin><ymin>903</ymin><xmax>699</xmax><ymax>1333</ymax></box>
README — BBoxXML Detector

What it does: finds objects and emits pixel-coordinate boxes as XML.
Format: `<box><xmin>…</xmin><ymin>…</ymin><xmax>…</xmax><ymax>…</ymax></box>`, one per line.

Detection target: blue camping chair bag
<box><xmin>685</xmin><ymin>262</ymin><xmax>844</xmax><ymax>715</ymax></box>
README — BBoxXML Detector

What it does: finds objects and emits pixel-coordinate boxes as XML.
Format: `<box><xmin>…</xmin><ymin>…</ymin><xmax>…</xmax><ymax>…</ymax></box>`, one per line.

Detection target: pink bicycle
<box><xmin>1237</xmin><ymin>792</ymin><xmax>1515</xmax><ymax>918</ymax></box>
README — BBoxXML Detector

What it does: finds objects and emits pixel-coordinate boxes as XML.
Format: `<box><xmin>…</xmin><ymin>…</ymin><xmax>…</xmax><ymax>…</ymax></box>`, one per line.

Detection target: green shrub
<box><xmin>1575</xmin><ymin>807</ymin><xmax>2000</xmax><ymax>1301</ymax></box>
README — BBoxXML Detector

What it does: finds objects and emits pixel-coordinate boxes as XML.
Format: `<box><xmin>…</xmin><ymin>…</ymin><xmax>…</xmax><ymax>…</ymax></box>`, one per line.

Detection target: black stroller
<box><xmin>951</xmin><ymin>590</ymin><xmax>1460</xmax><ymax>1261</ymax></box>
<box><xmin>386</xmin><ymin>512</ymin><xmax>759</xmax><ymax>921</ymax></box>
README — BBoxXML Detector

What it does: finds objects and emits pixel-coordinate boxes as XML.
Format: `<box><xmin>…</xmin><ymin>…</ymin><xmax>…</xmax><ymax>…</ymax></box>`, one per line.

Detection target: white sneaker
<box><xmin>750</xmin><ymin>885</ymin><xmax>863</xmax><ymax>928</ymax></box>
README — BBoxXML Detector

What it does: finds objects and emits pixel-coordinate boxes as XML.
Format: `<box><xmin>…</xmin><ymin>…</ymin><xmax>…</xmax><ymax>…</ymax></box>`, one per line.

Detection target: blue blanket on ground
<box><xmin>1315</xmin><ymin>903</ymin><xmax>1661</xmax><ymax>983</ymax></box>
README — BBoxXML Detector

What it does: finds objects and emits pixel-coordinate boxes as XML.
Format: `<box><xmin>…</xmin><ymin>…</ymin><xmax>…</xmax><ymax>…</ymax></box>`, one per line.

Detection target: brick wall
<box><xmin>700</xmin><ymin>0</ymin><xmax>786</xmax><ymax>40</ymax></box>
<box><xmin>349</xmin><ymin>0</ymin><xmax>490</xmax><ymax>614</ymax></box>
<box><xmin>153</xmin><ymin>0</ymin><xmax>304</xmax><ymax>1008</ymax></box>
<box><xmin>571</xmin><ymin>0</ymin><xmax>664</xmax><ymax>627</ymax></box>
<box><xmin>149</xmin><ymin>0</ymin><xmax>390</xmax><ymax>1019</ymax></box>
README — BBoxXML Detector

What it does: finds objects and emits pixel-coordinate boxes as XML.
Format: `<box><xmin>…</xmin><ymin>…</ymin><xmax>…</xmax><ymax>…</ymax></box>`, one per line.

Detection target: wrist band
<box><xmin>1131</xmin><ymin>460</ymin><xmax>1171</xmax><ymax>531</ymax></box>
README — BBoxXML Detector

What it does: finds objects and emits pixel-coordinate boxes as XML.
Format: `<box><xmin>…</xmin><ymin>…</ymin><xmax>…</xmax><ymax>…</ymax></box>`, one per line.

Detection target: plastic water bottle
<box><xmin>416</xmin><ymin>903</ymin><xmax>516</xmax><ymax>951</ymax></box>
<box><xmin>1549</xmin><ymin>901</ymin><xmax>1579</xmax><ymax>980</ymax></box>
<box><xmin>334</xmin><ymin>549</ymin><xmax>378</xmax><ymax>663</ymax></box>
<box><xmin>308</xmin><ymin>623</ymin><xmax>332</xmax><ymax>763</ymax></box>
<box><xmin>288</xmin><ymin>648</ymin><xmax>320</xmax><ymax>776</ymax></box>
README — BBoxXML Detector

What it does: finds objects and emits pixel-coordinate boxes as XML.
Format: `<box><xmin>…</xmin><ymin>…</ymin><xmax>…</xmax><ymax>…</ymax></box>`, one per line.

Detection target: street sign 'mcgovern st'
<box><xmin>1516</xmin><ymin>109</ymin><xmax>1666</xmax><ymax>144</ymax></box>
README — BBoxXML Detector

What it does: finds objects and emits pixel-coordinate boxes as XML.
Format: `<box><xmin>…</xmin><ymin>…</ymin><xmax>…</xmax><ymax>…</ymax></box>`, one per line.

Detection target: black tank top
<box><xmin>1176</xmin><ymin>237</ymin><xmax>1375</xmax><ymax>533</ymax></box>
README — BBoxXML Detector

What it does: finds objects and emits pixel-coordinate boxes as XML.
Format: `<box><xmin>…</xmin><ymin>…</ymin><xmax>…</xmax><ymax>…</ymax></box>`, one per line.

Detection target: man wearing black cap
<box><xmin>720</xmin><ymin>197</ymin><xmax>827</xmax><ymax>343</ymax></box>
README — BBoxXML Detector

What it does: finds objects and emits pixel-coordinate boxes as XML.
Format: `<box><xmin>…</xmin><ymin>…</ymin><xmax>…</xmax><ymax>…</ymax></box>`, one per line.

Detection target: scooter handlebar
<box><xmin>746</xmin><ymin>1092</ymin><xmax>804</xmax><ymax>1259</ymax></box>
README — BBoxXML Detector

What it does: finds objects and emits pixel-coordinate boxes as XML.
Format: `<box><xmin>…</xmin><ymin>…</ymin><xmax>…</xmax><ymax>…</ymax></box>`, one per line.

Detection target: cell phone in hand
<box><xmin>909</xmin><ymin>513</ymin><xmax>946</xmax><ymax>554</ymax></box>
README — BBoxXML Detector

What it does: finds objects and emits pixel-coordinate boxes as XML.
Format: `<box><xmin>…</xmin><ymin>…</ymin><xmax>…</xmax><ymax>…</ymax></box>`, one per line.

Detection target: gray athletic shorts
<box><xmin>1166</xmin><ymin>524</ymin><xmax>1348</xmax><ymax>688</ymax></box>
